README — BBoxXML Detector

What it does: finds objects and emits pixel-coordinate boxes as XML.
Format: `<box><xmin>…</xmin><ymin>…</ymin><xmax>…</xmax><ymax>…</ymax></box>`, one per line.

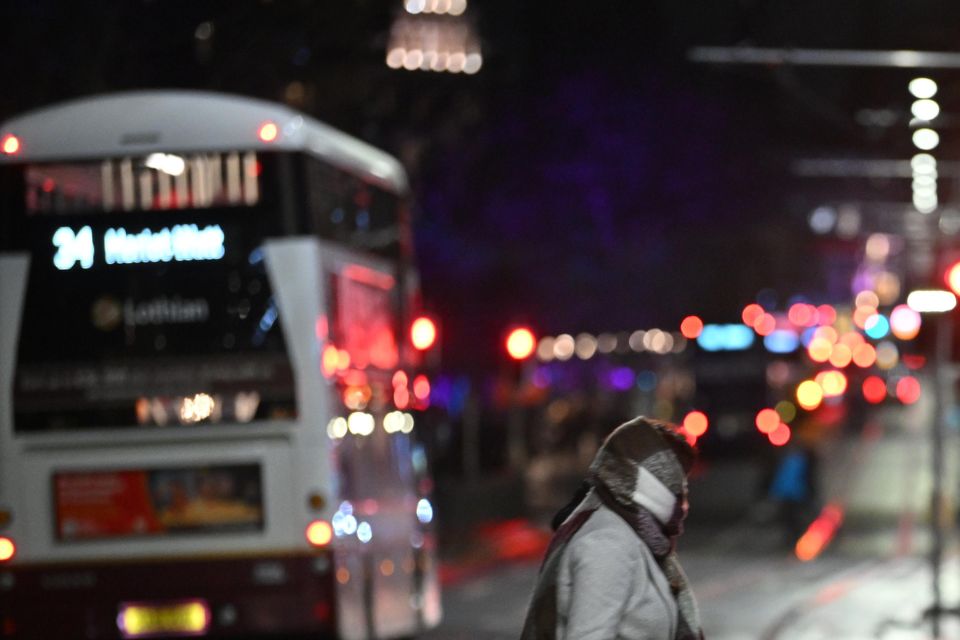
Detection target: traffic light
<box><xmin>505</xmin><ymin>326</ymin><xmax>536</xmax><ymax>361</ymax></box>
<box><xmin>410</xmin><ymin>315</ymin><xmax>438</xmax><ymax>351</ymax></box>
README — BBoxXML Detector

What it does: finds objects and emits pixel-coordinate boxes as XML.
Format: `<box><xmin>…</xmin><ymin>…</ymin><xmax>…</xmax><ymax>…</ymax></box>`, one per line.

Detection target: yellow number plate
<box><xmin>118</xmin><ymin>600</ymin><xmax>210</xmax><ymax>638</ymax></box>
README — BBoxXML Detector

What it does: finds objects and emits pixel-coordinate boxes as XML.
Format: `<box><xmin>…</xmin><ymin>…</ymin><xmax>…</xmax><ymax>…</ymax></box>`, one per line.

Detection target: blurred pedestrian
<box><xmin>768</xmin><ymin>438</ymin><xmax>819</xmax><ymax>546</ymax></box>
<box><xmin>521</xmin><ymin>416</ymin><xmax>703</xmax><ymax>640</ymax></box>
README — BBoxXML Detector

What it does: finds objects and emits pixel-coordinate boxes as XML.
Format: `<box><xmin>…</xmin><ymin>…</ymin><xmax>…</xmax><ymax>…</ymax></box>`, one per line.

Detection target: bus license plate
<box><xmin>117</xmin><ymin>599</ymin><xmax>210</xmax><ymax>638</ymax></box>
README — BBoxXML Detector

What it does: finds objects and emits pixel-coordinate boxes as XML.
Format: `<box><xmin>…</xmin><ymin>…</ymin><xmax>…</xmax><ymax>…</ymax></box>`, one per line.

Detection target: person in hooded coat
<box><xmin>520</xmin><ymin>416</ymin><xmax>703</xmax><ymax>640</ymax></box>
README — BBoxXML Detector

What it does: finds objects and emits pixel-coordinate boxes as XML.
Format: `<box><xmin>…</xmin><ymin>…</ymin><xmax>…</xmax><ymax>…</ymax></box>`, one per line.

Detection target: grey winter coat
<box><xmin>546</xmin><ymin>491</ymin><xmax>678</xmax><ymax>640</ymax></box>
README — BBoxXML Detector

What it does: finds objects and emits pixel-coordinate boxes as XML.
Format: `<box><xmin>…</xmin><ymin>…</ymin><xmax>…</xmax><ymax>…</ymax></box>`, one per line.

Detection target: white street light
<box><xmin>907</xmin><ymin>289</ymin><xmax>957</xmax><ymax>313</ymax></box>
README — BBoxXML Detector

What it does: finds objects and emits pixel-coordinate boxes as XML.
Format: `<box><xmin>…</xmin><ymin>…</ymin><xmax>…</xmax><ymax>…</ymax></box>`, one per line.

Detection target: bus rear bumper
<box><xmin>0</xmin><ymin>552</ymin><xmax>337</xmax><ymax>639</ymax></box>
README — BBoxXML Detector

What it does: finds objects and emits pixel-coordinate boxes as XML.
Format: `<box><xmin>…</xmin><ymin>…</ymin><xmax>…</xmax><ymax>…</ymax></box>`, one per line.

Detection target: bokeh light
<box><xmin>807</xmin><ymin>338</ymin><xmax>833</xmax><ymax>363</ymax></box>
<box><xmin>852</xmin><ymin>343</ymin><xmax>877</xmax><ymax>368</ymax></box>
<box><xmin>862</xmin><ymin>376</ymin><xmax>887</xmax><ymax>404</ymax></box>
<box><xmin>775</xmin><ymin>400</ymin><xmax>797</xmax><ymax>424</ymax></box>
<box><xmin>683</xmin><ymin>411</ymin><xmax>709</xmax><ymax>437</ymax></box>
<box><xmin>855</xmin><ymin>291</ymin><xmax>880</xmax><ymax>308</ymax></box>
<box><xmin>553</xmin><ymin>334</ymin><xmax>575</xmax><ymax>360</ymax></box>
<box><xmin>411</xmin><ymin>316</ymin><xmax>438</xmax><ymax>350</ymax></box>
<box><xmin>764</xmin><ymin>329</ymin><xmax>800</xmax><ymax>353</ymax></box>
<box><xmin>788</xmin><ymin>303</ymin><xmax>818</xmax><ymax>327</ymax></box>
<box><xmin>853</xmin><ymin>306</ymin><xmax>877</xmax><ymax>329</ymax></box>
<box><xmin>816</xmin><ymin>370</ymin><xmax>847</xmax><ymax>397</ymax></box>
<box><xmin>816</xmin><ymin>305</ymin><xmax>837</xmax><ymax>326</ymax></box>
<box><xmin>896</xmin><ymin>376</ymin><xmax>921</xmax><ymax>404</ymax></box>
<box><xmin>875</xmin><ymin>341</ymin><xmax>899</xmax><ymax>370</ymax></box>
<box><xmin>839</xmin><ymin>331</ymin><xmax>864</xmax><ymax>349</ymax></box>
<box><xmin>890</xmin><ymin>304</ymin><xmax>922</xmax><ymax>340</ymax></box>
<box><xmin>753</xmin><ymin>313</ymin><xmax>776</xmax><ymax>336</ymax></box>
<box><xmin>828</xmin><ymin>343</ymin><xmax>852</xmax><ymax>368</ymax></box>
<box><xmin>680</xmin><ymin>315</ymin><xmax>704</xmax><ymax>339</ymax></box>
<box><xmin>755</xmin><ymin>408</ymin><xmax>780</xmax><ymax>434</ymax></box>
<box><xmin>909</xmin><ymin>77</ymin><xmax>938</xmax><ymax>99</ymax></box>
<box><xmin>742</xmin><ymin>303</ymin><xmax>764</xmax><ymax>327</ymax></box>
<box><xmin>769</xmin><ymin>423</ymin><xmax>792</xmax><ymax>446</ymax></box>
<box><xmin>506</xmin><ymin>327</ymin><xmax>536</xmax><ymax>360</ymax></box>
<box><xmin>864</xmin><ymin>314</ymin><xmax>890</xmax><ymax>339</ymax></box>
<box><xmin>913</xmin><ymin>128</ymin><xmax>940</xmax><ymax>150</ymax></box>
<box><xmin>797</xmin><ymin>380</ymin><xmax>824</xmax><ymax>410</ymax></box>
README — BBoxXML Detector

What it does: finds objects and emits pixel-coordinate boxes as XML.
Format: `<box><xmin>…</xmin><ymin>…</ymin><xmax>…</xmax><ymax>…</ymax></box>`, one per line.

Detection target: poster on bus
<box><xmin>53</xmin><ymin>464</ymin><xmax>263</xmax><ymax>541</ymax></box>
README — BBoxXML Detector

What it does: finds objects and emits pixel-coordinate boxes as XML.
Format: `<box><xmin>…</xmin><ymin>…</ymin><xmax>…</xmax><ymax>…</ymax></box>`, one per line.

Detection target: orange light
<box><xmin>946</xmin><ymin>262</ymin><xmax>960</xmax><ymax>296</ymax></box>
<box><xmin>393</xmin><ymin>370</ymin><xmax>408</xmax><ymax>388</ymax></box>
<box><xmin>853</xmin><ymin>306</ymin><xmax>876</xmax><ymax>329</ymax></box>
<box><xmin>306</xmin><ymin>520</ymin><xmax>333</xmax><ymax>547</ymax></box>
<box><xmin>742</xmin><ymin>303</ymin><xmax>764</xmax><ymax>327</ymax></box>
<box><xmin>506</xmin><ymin>327</ymin><xmax>536</xmax><ymax>360</ymax></box>
<box><xmin>394</xmin><ymin>386</ymin><xmax>410</xmax><ymax>409</ymax></box>
<box><xmin>838</xmin><ymin>331</ymin><xmax>864</xmax><ymax>349</ymax></box>
<box><xmin>813</xmin><ymin>326</ymin><xmax>838</xmax><ymax>344</ymax></box>
<box><xmin>788</xmin><ymin>303</ymin><xmax>818</xmax><ymax>327</ymax></box>
<box><xmin>413</xmin><ymin>374</ymin><xmax>431</xmax><ymax>400</ymax></box>
<box><xmin>768</xmin><ymin>423</ymin><xmax>791</xmax><ymax>446</ymax></box>
<box><xmin>795</xmin><ymin>503</ymin><xmax>844</xmax><ymax>562</ymax></box>
<box><xmin>0</xmin><ymin>537</ymin><xmax>14</xmax><ymax>562</ymax></box>
<box><xmin>1</xmin><ymin>134</ymin><xmax>20</xmax><ymax>155</ymax></box>
<box><xmin>680</xmin><ymin>316</ymin><xmax>704</xmax><ymax>339</ymax></box>
<box><xmin>807</xmin><ymin>338</ymin><xmax>833</xmax><ymax>363</ymax></box>
<box><xmin>258</xmin><ymin>121</ymin><xmax>279</xmax><ymax>142</ymax></box>
<box><xmin>862</xmin><ymin>376</ymin><xmax>887</xmax><ymax>404</ymax></box>
<box><xmin>321</xmin><ymin>345</ymin><xmax>339</xmax><ymax>378</ymax></box>
<box><xmin>851</xmin><ymin>343</ymin><xmax>877</xmax><ymax>368</ymax></box>
<box><xmin>816</xmin><ymin>370</ymin><xmax>847</xmax><ymax>397</ymax></box>
<box><xmin>337</xmin><ymin>349</ymin><xmax>351</xmax><ymax>371</ymax></box>
<box><xmin>411</xmin><ymin>316</ymin><xmax>437</xmax><ymax>350</ymax></box>
<box><xmin>828</xmin><ymin>343</ymin><xmax>853</xmax><ymax>368</ymax></box>
<box><xmin>753</xmin><ymin>313</ymin><xmax>776</xmax><ymax>336</ymax></box>
<box><xmin>682</xmin><ymin>411</ymin><xmax>708</xmax><ymax>437</ymax></box>
<box><xmin>896</xmin><ymin>376</ymin><xmax>921</xmax><ymax>404</ymax></box>
<box><xmin>796</xmin><ymin>380</ymin><xmax>824</xmax><ymax>410</ymax></box>
<box><xmin>755</xmin><ymin>408</ymin><xmax>780</xmax><ymax>434</ymax></box>
<box><xmin>816</xmin><ymin>305</ymin><xmax>837</xmax><ymax>326</ymax></box>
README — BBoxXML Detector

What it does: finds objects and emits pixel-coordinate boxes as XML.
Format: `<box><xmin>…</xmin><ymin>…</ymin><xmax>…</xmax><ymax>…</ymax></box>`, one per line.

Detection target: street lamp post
<box><xmin>908</xmin><ymin>289</ymin><xmax>958</xmax><ymax>638</ymax></box>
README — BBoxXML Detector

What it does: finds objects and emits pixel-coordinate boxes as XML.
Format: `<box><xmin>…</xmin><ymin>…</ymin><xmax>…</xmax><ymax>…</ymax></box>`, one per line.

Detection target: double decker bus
<box><xmin>0</xmin><ymin>90</ymin><xmax>441</xmax><ymax>639</ymax></box>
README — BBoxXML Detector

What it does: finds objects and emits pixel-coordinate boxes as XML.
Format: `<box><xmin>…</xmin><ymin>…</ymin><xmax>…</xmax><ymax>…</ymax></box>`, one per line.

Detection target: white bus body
<box><xmin>0</xmin><ymin>91</ymin><xmax>440</xmax><ymax>639</ymax></box>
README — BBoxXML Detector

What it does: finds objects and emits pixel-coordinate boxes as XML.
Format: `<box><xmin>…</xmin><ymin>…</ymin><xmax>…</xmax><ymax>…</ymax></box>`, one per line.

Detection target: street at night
<box><xmin>6</xmin><ymin>2</ymin><xmax>960</xmax><ymax>639</ymax></box>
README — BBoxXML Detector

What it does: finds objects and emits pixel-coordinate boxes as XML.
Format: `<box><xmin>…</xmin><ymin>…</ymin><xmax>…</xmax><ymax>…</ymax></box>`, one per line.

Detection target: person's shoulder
<box><xmin>569</xmin><ymin>505</ymin><xmax>642</xmax><ymax>557</ymax></box>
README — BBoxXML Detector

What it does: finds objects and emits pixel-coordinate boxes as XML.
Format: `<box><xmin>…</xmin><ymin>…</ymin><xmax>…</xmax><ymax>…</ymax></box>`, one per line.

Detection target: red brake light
<box><xmin>1</xmin><ymin>134</ymin><xmax>20</xmax><ymax>155</ymax></box>
<box><xmin>258</xmin><ymin>122</ymin><xmax>279</xmax><ymax>143</ymax></box>
<box><xmin>0</xmin><ymin>536</ymin><xmax>15</xmax><ymax>562</ymax></box>
<box><xmin>306</xmin><ymin>520</ymin><xmax>333</xmax><ymax>547</ymax></box>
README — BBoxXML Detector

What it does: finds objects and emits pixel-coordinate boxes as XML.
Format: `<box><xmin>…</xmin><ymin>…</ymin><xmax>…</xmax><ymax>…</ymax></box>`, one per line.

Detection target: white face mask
<box><xmin>631</xmin><ymin>466</ymin><xmax>678</xmax><ymax>525</ymax></box>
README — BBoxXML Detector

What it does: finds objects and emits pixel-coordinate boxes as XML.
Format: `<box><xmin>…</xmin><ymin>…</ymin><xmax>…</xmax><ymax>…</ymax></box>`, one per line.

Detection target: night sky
<box><xmin>5</xmin><ymin>0</ymin><xmax>960</xmax><ymax>371</ymax></box>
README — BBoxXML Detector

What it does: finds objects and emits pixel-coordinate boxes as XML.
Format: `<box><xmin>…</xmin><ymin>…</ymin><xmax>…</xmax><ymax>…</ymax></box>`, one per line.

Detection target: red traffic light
<box><xmin>410</xmin><ymin>316</ymin><xmax>437</xmax><ymax>351</ymax></box>
<box><xmin>505</xmin><ymin>327</ymin><xmax>536</xmax><ymax>360</ymax></box>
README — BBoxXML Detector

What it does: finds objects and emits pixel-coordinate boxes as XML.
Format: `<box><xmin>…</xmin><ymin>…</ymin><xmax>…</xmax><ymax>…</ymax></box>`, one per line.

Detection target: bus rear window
<box><xmin>25</xmin><ymin>152</ymin><xmax>262</xmax><ymax>214</ymax></box>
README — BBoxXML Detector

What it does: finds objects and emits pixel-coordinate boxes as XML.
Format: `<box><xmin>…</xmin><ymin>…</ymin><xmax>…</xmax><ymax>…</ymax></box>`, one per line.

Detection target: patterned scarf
<box><xmin>521</xmin><ymin>417</ymin><xmax>703</xmax><ymax>640</ymax></box>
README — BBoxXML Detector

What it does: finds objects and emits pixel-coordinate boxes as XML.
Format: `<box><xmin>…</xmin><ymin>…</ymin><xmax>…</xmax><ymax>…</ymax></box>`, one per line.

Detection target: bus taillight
<box><xmin>258</xmin><ymin>121</ymin><xmax>279</xmax><ymax>143</ymax></box>
<box><xmin>306</xmin><ymin>520</ymin><xmax>333</xmax><ymax>547</ymax></box>
<box><xmin>0</xmin><ymin>536</ymin><xmax>15</xmax><ymax>562</ymax></box>
<box><xmin>1</xmin><ymin>134</ymin><xmax>20</xmax><ymax>155</ymax></box>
